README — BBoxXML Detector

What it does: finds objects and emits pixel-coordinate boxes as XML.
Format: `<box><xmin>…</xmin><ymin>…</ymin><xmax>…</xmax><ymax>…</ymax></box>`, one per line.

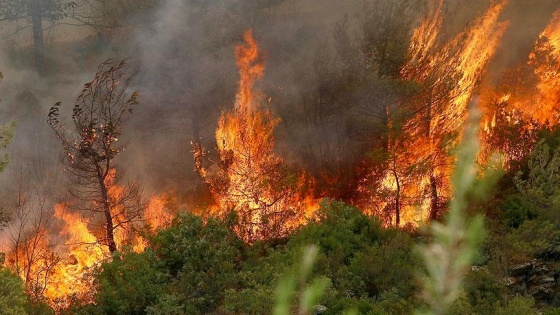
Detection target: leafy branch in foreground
<box><xmin>417</xmin><ymin>103</ymin><xmax>501</xmax><ymax>315</ymax></box>
<box><xmin>274</xmin><ymin>245</ymin><xmax>330</xmax><ymax>315</ymax></box>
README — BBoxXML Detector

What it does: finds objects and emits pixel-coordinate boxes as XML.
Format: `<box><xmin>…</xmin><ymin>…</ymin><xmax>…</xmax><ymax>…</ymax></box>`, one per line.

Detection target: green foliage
<box><xmin>150</xmin><ymin>213</ymin><xmax>245</xmax><ymax>313</ymax></box>
<box><xmin>145</xmin><ymin>294</ymin><xmax>187</xmax><ymax>315</ymax></box>
<box><xmin>28</xmin><ymin>301</ymin><xmax>55</xmax><ymax>315</ymax></box>
<box><xmin>500</xmin><ymin>193</ymin><xmax>538</xmax><ymax>229</ymax></box>
<box><xmin>543</xmin><ymin>307</ymin><xmax>560</xmax><ymax>315</ymax></box>
<box><xmin>223</xmin><ymin>287</ymin><xmax>276</xmax><ymax>315</ymax></box>
<box><xmin>506</xmin><ymin>220</ymin><xmax>560</xmax><ymax>261</ymax></box>
<box><xmin>274</xmin><ymin>246</ymin><xmax>330</xmax><ymax>315</ymax></box>
<box><xmin>447</xmin><ymin>293</ymin><xmax>475</xmax><ymax>315</ymax></box>
<box><xmin>514</xmin><ymin>140</ymin><xmax>560</xmax><ymax>224</ymax></box>
<box><xmin>344</xmin><ymin>232</ymin><xmax>419</xmax><ymax>299</ymax></box>
<box><xmin>495</xmin><ymin>296</ymin><xmax>538</xmax><ymax>315</ymax></box>
<box><xmin>462</xmin><ymin>269</ymin><xmax>506</xmax><ymax>314</ymax></box>
<box><xmin>289</xmin><ymin>200</ymin><xmax>384</xmax><ymax>267</ymax></box>
<box><xmin>152</xmin><ymin>213</ymin><xmax>244</xmax><ymax>275</ymax></box>
<box><xmin>95</xmin><ymin>250</ymin><xmax>169</xmax><ymax>315</ymax></box>
<box><xmin>0</xmin><ymin>267</ymin><xmax>29</xmax><ymax>315</ymax></box>
<box><xmin>87</xmin><ymin>212</ymin><xmax>246</xmax><ymax>315</ymax></box>
<box><xmin>320</xmin><ymin>297</ymin><xmax>372</xmax><ymax>315</ymax></box>
<box><xmin>224</xmin><ymin>200</ymin><xmax>420</xmax><ymax>314</ymax></box>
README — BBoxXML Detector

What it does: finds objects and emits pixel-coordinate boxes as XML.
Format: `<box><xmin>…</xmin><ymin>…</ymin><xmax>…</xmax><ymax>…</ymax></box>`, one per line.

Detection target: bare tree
<box><xmin>2</xmin><ymin>180</ymin><xmax>60</xmax><ymax>302</ymax></box>
<box><xmin>48</xmin><ymin>59</ymin><xmax>143</xmax><ymax>253</ymax></box>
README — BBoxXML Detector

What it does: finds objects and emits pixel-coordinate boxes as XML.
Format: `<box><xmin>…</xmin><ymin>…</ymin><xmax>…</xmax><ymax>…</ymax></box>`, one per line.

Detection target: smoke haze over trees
<box><xmin>0</xmin><ymin>0</ymin><xmax>556</xmax><ymax>204</ymax></box>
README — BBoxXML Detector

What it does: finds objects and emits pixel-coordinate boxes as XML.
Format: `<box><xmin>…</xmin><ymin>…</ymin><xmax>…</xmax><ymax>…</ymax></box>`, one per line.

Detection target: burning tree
<box><xmin>366</xmin><ymin>0</ymin><xmax>508</xmax><ymax>224</ymax></box>
<box><xmin>509</xmin><ymin>7</ymin><xmax>560</xmax><ymax>127</ymax></box>
<box><xmin>480</xmin><ymin>6</ymin><xmax>560</xmax><ymax>170</ymax></box>
<box><xmin>194</xmin><ymin>31</ymin><xmax>313</xmax><ymax>242</ymax></box>
<box><xmin>48</xmin><ymin>59</ymin><xmax>143</xmax><ymax>253</ymax></box>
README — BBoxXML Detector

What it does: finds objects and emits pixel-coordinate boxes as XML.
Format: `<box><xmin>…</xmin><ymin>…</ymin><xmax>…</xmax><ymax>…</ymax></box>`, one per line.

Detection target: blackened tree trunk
<box><xmin>429</xmin><ymin>173</ymin><xmax>439</xmax><ymax>220</ymax></box>
<box><xmin>97</xmin><ymin>167</ymin><xmax>117</xmax><ymax>253</ymax></box>
<box><xmin>425</xmin><ymin>94</ymin><xmax>440</xmax><ymax>221</ymax></box>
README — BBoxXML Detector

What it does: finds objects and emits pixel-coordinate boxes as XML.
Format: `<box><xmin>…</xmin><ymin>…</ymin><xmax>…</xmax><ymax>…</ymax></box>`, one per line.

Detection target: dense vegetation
<box><xmin>0</xmin><ymin>127</ymin><xmax>558</xmax><ymax>314</ymax></box>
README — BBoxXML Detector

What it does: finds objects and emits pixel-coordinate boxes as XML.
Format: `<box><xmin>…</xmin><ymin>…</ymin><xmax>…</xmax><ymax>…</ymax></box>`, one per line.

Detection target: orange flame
<box><xmin>194</xmin><ymin>30</ymin><xmax>317</xmax><ymax>242</ymax></box>
<box><xmin>1</xmin><ymin>169</ymin><xmax>175</xmax><ymax>308</ymax></box>
<box><xmin>360</xmin><ymin>1</ymin><xmax>508</xmax><ymax>226</ymax></box>
<box><xmin>43</xmin><ymin>205</ymin><xmax>109</xmax><ymax>308</ymax></box>
<box><xmin>143</xmin><ymin>194</ymin><xmax>174</xmax><ymax>232</ymax></box>
<box><xmin>480</xmin><ymin>5</ymin><xmax>560</xmax><ymax>167</ymax></box>
<box><xmin>524</xmin><ymin>7</ymin><xmax>560</xmax><ymax>125</ymax></box>
<box><xmin>405</xmin><ymin>0</ymin><xmax>444</xmax><ymax>72</ymax></box>
<box><xmin>235</xmin><ymin>30</ymin><xmax>265</xmax><ymax>112</ymax></box>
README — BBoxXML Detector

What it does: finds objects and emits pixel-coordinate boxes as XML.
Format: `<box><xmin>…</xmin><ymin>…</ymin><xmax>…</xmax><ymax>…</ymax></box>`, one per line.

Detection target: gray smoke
<box><xmin>0</xmin><ymin>0</ymin><xmax>558</xmax><ymax>225</ymax></box>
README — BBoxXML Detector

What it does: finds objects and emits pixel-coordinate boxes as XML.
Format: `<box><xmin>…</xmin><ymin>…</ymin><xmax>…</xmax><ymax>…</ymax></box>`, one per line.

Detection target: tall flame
<box><xmin>481</xmin><ymin>5</ymin><xmax>560</xmax><ymax>167</ymax></box>
<box><xmin>525</xmin><ymin>7</ymin><xmax>560</xmax><ymax>125</ymax></box>
<box><xmin>235</xmin><ymin>30</ymin><xmax>265</xmax><ymax>112</ymax></box>
<box><xmin>405</xmin><ymin>0</ymin><xmax>444</xmax><ymax>72</ymax></box>
<box><xmin>194</xmin><ymin>30</ymin><xmax>316</xmax><ymax>242</ymax></box>
<box><xmin>360</xmin><ymin>1</ymin><xmax>508</xmax><ymax>225</ymax></box>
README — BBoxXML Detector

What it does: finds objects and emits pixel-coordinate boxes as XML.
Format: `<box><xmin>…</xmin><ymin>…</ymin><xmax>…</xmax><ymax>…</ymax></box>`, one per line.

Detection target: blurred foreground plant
<box><xmin>274</xmin><ymin>245</ymin><xmax>330</xmax><ymax>315</ymax></box>
<box><xmin>418</xmin><ymin>104</ymin><xmax>501</xmax><ymax>315</ymax></box>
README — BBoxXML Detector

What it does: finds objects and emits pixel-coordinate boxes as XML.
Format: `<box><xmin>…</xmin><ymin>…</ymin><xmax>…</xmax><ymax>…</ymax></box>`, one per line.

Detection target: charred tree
<box><xmin>48</xmin><ymin>59</ymin><xmax>142</xmax><ymax>253</ymax></box>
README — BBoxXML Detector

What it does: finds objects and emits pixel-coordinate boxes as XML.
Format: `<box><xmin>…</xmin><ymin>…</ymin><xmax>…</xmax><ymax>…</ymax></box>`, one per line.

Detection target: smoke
<box><xmin>0</xmin><ymin>0</ymin><xmax>558</xmax><ymax>224</ymax></box>
<box><xmin>117</xmin><ymin>0</ymin><xmax>369</xmax><ymax>200</ymax></box>
<box><xmin>487</xmin><ymin>0</ymin><xmax>559</xmax><ymax>83</ymax></box>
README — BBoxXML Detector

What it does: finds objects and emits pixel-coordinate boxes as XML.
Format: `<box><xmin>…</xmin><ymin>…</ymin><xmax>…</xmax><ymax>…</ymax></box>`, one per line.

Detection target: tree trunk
<box><xmin>382</xmin><ymin>105</ymin><xmax>390</xmax><ymax>153</ymax></box>
<box><xmin>30</xmin><ymin>5</ymin><xmax>45</xmax><ymax>75</ymax></box>
<box><xmin>392</xmin><ymin>157</ymin><xmax>401</xmax><ymax>227</ymax></box>
<box><xmin>426</xmin><ymin>94</ymin><xmax>440</xmax><ymax>221</ymax></box>
<box><xmin>97</xmin><ymin>167</ymin><xmax>117</xmax><ymax>253</ymax></box>
<box><xmin>429</xmin><ymin>173</ymin><xmax>439</xmax><ymax>220</ymax></box>
<box><xmin>395</xmin><ymin>179</ymin><xmax>401</xmax><ymax>227</ymax></box>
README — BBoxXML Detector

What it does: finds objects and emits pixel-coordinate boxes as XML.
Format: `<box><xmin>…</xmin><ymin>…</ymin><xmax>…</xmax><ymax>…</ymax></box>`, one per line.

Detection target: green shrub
<box><xmin>95</xmin><ymin>250</ymin><xmax>169</xmax><ymax>315</ymax></box>
<box><xmin>495</xmin><ymin>296</ymin><xmax>538</xmax><ymax>315</ymax></box>
<box><xmin>500</xmin><ymin>194</ymin><xmax>538</xmax><ymax>229</ymax></box>
<box><xmin>0</xmin><ymin>267</ymin><xmax>29</xmax><ymax>315</ymax></box>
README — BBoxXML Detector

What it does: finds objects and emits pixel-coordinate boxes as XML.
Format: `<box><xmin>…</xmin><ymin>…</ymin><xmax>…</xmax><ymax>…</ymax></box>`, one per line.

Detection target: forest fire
<box><xmin>45</xmin><ymin>204</ymin><xmax>107</xmax><ymax>308</ymax></box>
<box><xmin>0</xmin><ymin>172</ymin><xmax>174</xmax><ymax>309</ymax></box>
<box><xmin>0</xmin><ymin>0</ymin><xmax>560</xmax><ymax>312</ymax></box>
<box><xmin>194</xmin><ymin>30</ymin><xmax>317</xmax><ymax>242</ymax></box>
<box><xmin>479</xmin><ymin>5</ymin><xmax>560</xmax><ymax>166</ymax></box>
<box><xmin>514</xmin><ymin>7</ymin><xmax>560</xmax><ymax>126</ymax></box>
<box><xmin>359</xmin><ymin>0</ymin><xmax>508</xmax><ymax>226</ymax></box>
